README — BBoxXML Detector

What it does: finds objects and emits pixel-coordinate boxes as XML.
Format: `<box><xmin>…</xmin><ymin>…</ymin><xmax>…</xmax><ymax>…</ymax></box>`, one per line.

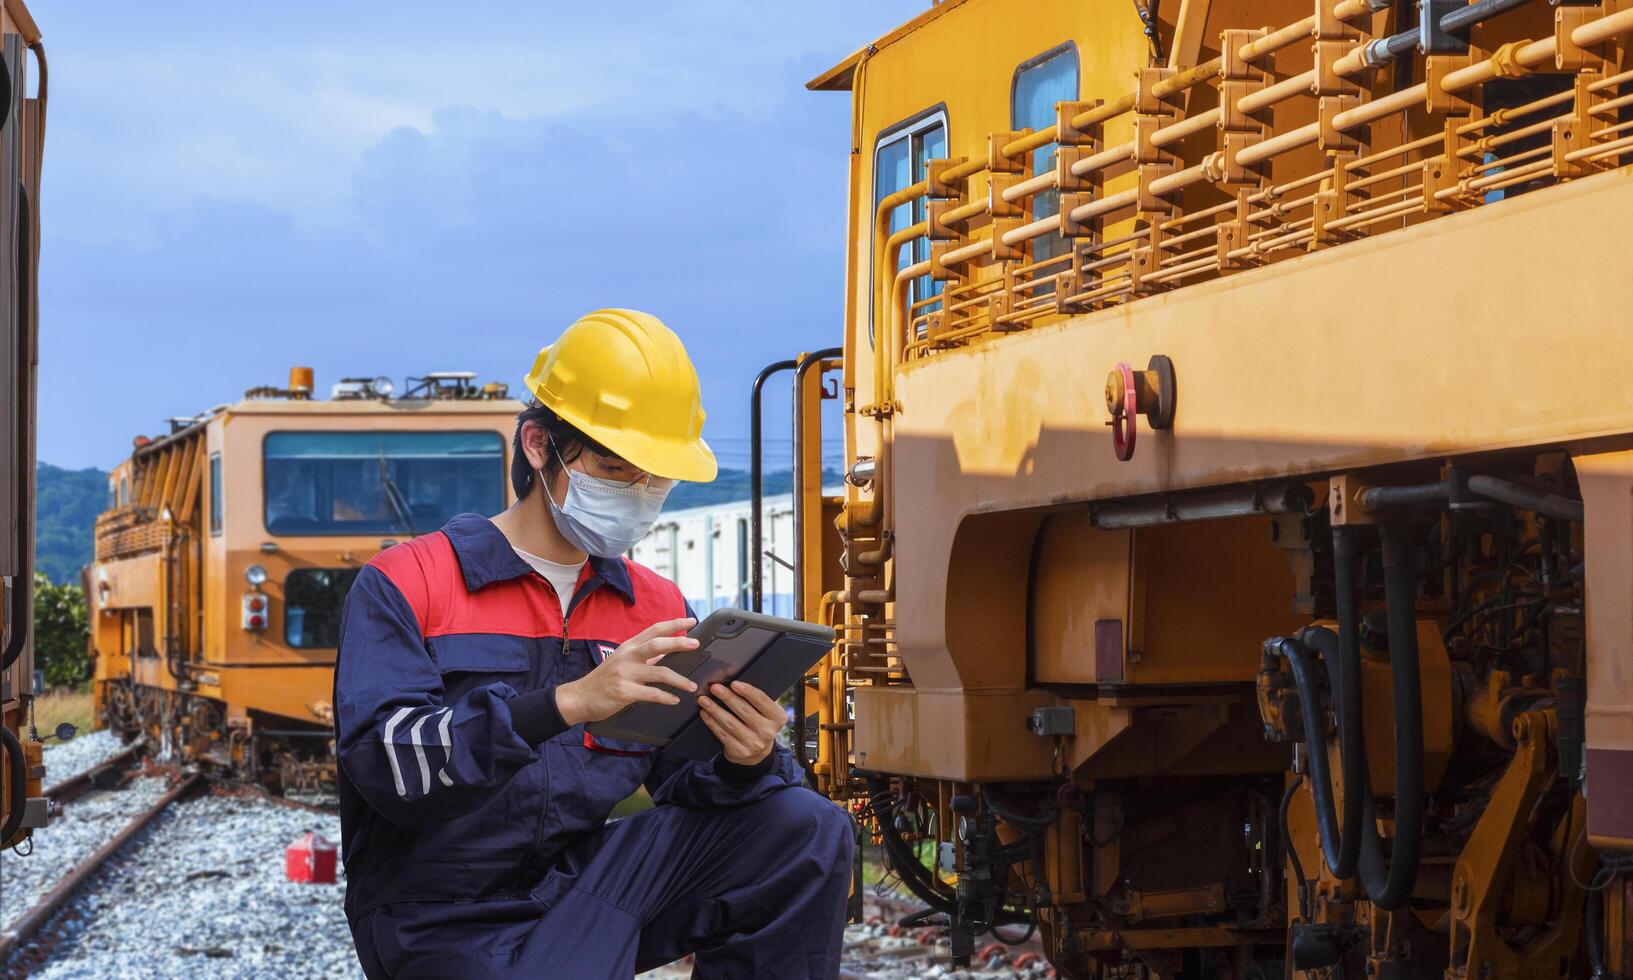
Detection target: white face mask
<box><xmin>540</xmin><ymin>450</ymin><xmax>672</xmax><ymax>558</ymax></box>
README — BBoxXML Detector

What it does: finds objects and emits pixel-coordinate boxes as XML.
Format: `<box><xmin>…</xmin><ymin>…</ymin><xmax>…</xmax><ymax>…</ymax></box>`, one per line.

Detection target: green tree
<box><xmin>32</xmin><ymin>572</ymin><xmax>90</xmax><ymax>688</ymax></box>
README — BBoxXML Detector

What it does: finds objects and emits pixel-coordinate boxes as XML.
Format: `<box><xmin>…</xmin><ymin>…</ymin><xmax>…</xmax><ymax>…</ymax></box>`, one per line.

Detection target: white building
<box><xmin>631</xmin><ymin>490</ymin><xmax>838</xmax><ymax>617</ymax></box>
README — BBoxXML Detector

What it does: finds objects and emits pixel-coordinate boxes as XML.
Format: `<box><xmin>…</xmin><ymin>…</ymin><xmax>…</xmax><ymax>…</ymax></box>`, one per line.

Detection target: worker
<box><xmin>333</xmin><ymin>309</ymin><xmax>854</xmax><ymax>979</ymax></box>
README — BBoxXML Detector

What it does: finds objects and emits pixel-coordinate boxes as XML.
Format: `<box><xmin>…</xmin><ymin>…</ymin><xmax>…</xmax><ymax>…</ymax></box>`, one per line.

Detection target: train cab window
<box><xmin>209</xmin><ymin>454</ymin><xmax>222</xmax><ymax>536</ymax></box>
<box><xmin>873</xmin><ymin>110</ymin><xmax>948</xmax><ymax>342</ymax></box>
<box><xmin>285</xmin><ymin>567</ymin><xmax>362</xmax><ymax>649</ymax></box>
<box><xmin>262</xmin><ymin>431</ymin><xmax>505</xmax><ymax>536</ymax></box>
<box><xmin>1012</xmin><ymin>44</ymin><xmax>1079</xmax><ymax>267</ymax></box>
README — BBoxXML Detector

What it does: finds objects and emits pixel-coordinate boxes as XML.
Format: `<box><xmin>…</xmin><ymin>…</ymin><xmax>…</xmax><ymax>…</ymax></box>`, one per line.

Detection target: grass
<box><xmin>29</xmin><ymin>686</ymin><xmax>96</xmax><ymax>739</ymax></box>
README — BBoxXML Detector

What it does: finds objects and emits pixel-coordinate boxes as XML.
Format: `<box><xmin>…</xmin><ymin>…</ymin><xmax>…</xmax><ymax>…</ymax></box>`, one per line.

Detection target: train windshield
<box><xmin>263</xmin><ymin>431</ymin><xmax>505</xmax><ymax>536</ymax></box>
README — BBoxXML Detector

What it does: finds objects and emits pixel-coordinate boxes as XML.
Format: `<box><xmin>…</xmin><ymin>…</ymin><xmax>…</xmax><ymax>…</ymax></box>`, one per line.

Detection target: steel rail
<box><xmin>0</xmin><ymin>771</ymin><xmax>203</xmax><ymax>964</ymax></box>
<box><xmin>41</xmin><ymin>744</ymin><xmax>143</xmax><ymax>806</ymax></box>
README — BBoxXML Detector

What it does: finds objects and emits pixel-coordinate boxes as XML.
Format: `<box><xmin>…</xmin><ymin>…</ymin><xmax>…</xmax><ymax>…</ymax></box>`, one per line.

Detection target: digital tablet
<box><xmin>585</xmin><ymin>608</ymin><xmax>835</xmax><ymax>761</ymax></box>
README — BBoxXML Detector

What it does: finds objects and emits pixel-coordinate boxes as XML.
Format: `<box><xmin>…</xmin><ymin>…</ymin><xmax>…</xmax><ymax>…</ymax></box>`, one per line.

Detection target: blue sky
<box><xmin>33</xmin><ymin>1</ymin><xmax>923</xmax><ymax>472</ymax></box>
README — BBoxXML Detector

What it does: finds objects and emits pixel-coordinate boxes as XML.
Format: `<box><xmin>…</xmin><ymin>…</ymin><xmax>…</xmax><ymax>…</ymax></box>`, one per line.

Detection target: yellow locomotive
<box><xmin>89</xmin><ymin>369</ymin><xmax>521</xmax><ymax>792</ymax></box>
<box><xmin>785</xmin><ymin>0</ymin><xmax>1633</xmax><ymax>976</ymax></box>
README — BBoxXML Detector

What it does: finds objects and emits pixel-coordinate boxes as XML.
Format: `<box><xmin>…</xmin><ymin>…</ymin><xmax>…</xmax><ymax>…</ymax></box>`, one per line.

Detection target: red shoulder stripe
<box><xmin>367</xmin><ymin>533</ymin><xmax>454</xmax><ymax>636</ymax></box>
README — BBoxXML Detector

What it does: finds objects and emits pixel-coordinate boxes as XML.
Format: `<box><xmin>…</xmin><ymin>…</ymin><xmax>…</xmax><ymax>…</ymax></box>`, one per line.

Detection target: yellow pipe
<box><xmin>1069</xmin><ymin>140</ymin><xmax>1135</xmax><ymax>178</ymax></box>
<box><xmin>1239</xmin><ymin>69</ymin><xmax>1318</xmax><ymax>115</ymax></box>
<box><xmin>1332</xmin><ymin>83</ymin><xmax>1427</xmax><ymax>129</ymax></box>
<box><xmin>939</xmin><ymin>199</ymin><xmax>990</xmax><ymax>227</ymax></box>
<box><xmin>1240</xmin><ymin>16</ymin><xmax>1317</xmax><ymax>60</ymax></box>
<box><xmin>1067</xmin><ymin>187</ymin><xmax>1139</xmax><ymax>224</ymax></box>
<box><xmin>938</xmin><ymin>239</ymin><xmax>993</xmax><ymax>268</ymax></box>
<box><xmin>1236</xmin><ymin>121</ymin><xmax>1321</xmax><ymax>167</ymax></box>
<box><xmin>1575</xmin><ymin>6</ymin><xmax>1633</xmax><ymax>47</ymax></box>
<box><xmin>1152</xmin><ymin>108</ymin><xmax>1220</xmax><ymax>148</ymax></box>
<box><xmin>999</xmin><ymin>213</ymin><xmax>1063</xmax><ymax>247</ymax></box>
<box><xmin>1002</xmin><ymin>127</ymin><xmax>1056</xmax><ymax>159</ymax></box>
<box><xmin>1002</xmin><ymin>170</ymin><xmax>1059</xmax><ymax>204</ymax></box>
<box><xmin>1147</xmin><ymin>158</ymin><xmax>1217</xmax><ymax>196</ymax></box>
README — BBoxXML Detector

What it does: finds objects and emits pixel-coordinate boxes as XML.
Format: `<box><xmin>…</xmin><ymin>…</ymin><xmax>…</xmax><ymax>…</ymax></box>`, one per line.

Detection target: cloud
<box><xmin>34</xmin><ymin>0</ymin><xmax>926</xmax><ymax>467</ymax></box>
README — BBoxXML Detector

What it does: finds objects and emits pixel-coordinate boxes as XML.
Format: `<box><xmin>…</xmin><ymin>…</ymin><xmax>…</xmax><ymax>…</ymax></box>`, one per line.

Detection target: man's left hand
<box><xmin>698</xmin><ymin>681</ymin><xmax>785</xmax><ymax>766</ymax></box>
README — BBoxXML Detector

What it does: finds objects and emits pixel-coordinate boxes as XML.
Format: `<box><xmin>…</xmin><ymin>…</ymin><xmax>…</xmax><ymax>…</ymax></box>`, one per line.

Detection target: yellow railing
<box><xmin>867</xmin><ymin>0</ymin><xmax>1633</xmax><ymax>365</ymax></box>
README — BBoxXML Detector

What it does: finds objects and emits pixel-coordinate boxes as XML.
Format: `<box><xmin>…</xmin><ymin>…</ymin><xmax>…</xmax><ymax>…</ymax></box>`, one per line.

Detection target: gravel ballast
<box><xmin>5</xmin><ymin>743</ymin><xmax>1037</xmax><ymax>978</ymax></box>
<box><xmin>0</xmin><ymin>774</ymin><xmax>173</xmax><ymax>930</ymax></box>
<box><xmin>38</xmin><ymin>730</ymin><xmax>127</xmax><ymax>787</ymax></box>
<box><xmin>6</xmin><ymin>790</ymin><xmax>357</xmax><ymax>980</ymax></box>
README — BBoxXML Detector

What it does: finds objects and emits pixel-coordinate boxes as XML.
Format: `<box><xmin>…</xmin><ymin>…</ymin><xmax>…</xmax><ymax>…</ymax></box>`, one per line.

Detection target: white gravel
<box><xmin>6</xmin><ymin>750</ymin><xmax>1042</xmax><ymax>979</ymax></box>
<box><xmin>0</xmin><ymin>774</ymin><xmax>173</xmax><ymax>929</ymax></box>
<box><xmin>39</xmin><ymin>730</ymin><xmax>128</xmax><ymax>787</ymax></box>
<box><xmin>10</xmin><ymin>791</ymin><xmax>359</xmax><ymax>980</ymax></box>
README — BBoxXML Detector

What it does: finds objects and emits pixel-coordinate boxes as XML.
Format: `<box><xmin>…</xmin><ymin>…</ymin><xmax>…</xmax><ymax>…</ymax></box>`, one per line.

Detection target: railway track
<box><xmin>39</xmin><ymin>744</ymin><xmax>145</xmax><ymax>805</ymax></box>
<box><xmin>0</xmin><ymin>754</ymin><xmax>202</xmax><ymax>974</ymax></box>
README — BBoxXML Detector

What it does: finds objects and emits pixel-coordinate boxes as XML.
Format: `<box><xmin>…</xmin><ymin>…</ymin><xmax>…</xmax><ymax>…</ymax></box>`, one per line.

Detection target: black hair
<box><xmin>511</xmin><ymin>402</ymin><xmax>615</xmax><ymax>500</ymax></box>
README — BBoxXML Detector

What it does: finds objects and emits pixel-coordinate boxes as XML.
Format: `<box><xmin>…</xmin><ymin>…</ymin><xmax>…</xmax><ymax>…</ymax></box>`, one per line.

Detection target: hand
<box><xmin>555</xmin><ymin>618</ymin><xmax>699</xmax><ymax>726</ymax></box>
<box><xmin>698</xmin><ymin>681</ymin><xmax>786</xmax><ymax>766</ymax></box>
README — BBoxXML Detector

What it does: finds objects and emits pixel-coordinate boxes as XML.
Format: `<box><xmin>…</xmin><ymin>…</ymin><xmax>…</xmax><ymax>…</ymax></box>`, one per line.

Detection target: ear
<box><xmin>520</xmin><ymin>421</ymin><xmax>550</xmax><ymax>472</ymax></box>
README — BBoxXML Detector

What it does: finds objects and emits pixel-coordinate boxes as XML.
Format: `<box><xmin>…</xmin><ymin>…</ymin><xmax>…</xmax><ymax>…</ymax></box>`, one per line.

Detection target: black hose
<box><xmin>1354</xmin><ymin>526</ymin><xmax>1426</xmax><ymax>911</ymax></box>
<box><xmin>980</xmin><ymin>786</ymin><xmax>1058</xmax><ymax>830</ymax></box>
<box><xmin>1467</xmin><ymin>475</ymin><xmax>1583</xmax><ymax>523</ymax></box>
<box><xmin>1</xmin><ymin>724</ymin><xmax>26</xmax><ymax>844</ymax></box>
<box><xmin>1440</xmin><ymin>0</ymin><xmax>1532</xmax><ymax>34</ymax></box>
<box><xmin>1324</xmin><ymin>529</ymin><xmax>1369</xmax><ymax>880</ymax></box>
<box><xmin>865</xmin><ymin>777</ymin><xmax>1032</xmax><ymax>926</ymax></box>
<box><xmin>992</xmin><ymin>919</ymin><xmax>1038</xmax><ymax>946</ymax></box>
<box><xmin>3</xmin><ymin>180</ymin><xmax>35</xmax><ymax>675</ymax></box>
<box><xmin>1280</xmin><ymin>775</ymin><xmax>1310</xmax><ymax>920</ymax></box>
<box><xmin>1587</xmin><ymin>884</ymin><xmax>1605</xmax><ymax>977</ymax></box>
<box><xmin>1358</xmin><ymin>481</ymin><xmax>1448</xmax><ymax>512</ymax></box>
<box><xmin>1277</xmin><ymin>634</ymin><xmax>1366</xmax><ymax>883</ymax></box>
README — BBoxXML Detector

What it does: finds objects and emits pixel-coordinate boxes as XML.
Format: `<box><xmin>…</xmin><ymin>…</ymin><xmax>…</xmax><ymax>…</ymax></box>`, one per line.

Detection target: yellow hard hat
<box><xmin>524</xmin><ymin>309</ymin><xmax>717</xmax><ymax>483</ymax></box>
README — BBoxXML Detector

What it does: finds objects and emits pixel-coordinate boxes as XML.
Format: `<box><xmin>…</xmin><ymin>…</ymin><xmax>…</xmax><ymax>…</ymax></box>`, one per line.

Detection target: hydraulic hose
<box><xmin>865</xmin><ymin>777</ymin><xmax>1032</xmax><ymax>926</ymax></box>
<box><xmin>1276</xmin><ymin>632</ymin><xmax>1366</xmax><ymax>883</ymax></box>
<box><xmin>1355</xmin><ymin>525</ymin><xmax>1426</xmax><ymax>910</ymax></box>
<box><xmin>1</xmin><ymin>724</ymin><xmax>26</xmax><ymax>844</ymax></box>
<box><xmin>3</xmin><ymin>181</ymin><xmax>35</xmax><ymax>675</ymax></box>
<box><xmin>1316</xmin><ymin>529</ymin><xmax>1367</xmax><ymax>881</ymax></box>
<box><xmin>1466</xmin><ymin>475</ymin><xmax>1584</xmax><ymax>523</ymax></box>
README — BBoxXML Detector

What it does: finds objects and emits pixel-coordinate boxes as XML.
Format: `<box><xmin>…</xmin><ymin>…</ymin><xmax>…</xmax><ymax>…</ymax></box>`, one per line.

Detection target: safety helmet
<box><xmin>523</xmin><ymin>309</ymin><xmax>717</xmax><ymax>483</ymax></box>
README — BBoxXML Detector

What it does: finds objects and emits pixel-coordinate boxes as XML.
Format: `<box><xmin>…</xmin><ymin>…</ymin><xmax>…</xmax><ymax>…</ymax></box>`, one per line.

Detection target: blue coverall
<box><xmin>333</xmin><ymin>514</ymin><xmax>854</xmax><ymax>978</ymax></box>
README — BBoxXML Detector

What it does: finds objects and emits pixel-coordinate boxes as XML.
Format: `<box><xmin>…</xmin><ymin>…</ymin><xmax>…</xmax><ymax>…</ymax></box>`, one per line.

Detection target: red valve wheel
<box><xmin>1108</xmin><ymin>361</ymin><xmax>1137</xmax><ymax>461</ymax></box>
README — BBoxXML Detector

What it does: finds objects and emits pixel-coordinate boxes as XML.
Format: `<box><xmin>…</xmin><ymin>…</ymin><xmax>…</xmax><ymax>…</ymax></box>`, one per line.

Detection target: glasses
<box><xmin>573</xmin><ymin>448</ymin><xmax>674</xmax><ymax>491</ymax></box>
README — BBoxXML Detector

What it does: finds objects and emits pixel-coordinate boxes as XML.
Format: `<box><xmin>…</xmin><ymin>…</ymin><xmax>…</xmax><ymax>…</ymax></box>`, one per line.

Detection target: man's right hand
<box><xmin>554</xmin><ymin>618</ymin><xmax>700</xmax><ymax>726</ymax></box>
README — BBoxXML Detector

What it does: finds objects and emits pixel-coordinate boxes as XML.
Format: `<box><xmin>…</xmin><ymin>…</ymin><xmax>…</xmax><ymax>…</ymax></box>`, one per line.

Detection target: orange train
<box><xmin>773</xmin><ymin>0</ymin><xmax>1633</xmax><ymax>976</ymax></box>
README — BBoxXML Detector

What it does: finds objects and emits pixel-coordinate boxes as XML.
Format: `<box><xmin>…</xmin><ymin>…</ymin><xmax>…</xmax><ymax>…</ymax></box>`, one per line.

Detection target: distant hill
<box><xmin>31</xmin><ymin>462</ymin><xmax>831</xmax><ymax>583</ymax></box>
<box><xmin>36</xmin><ymin>463</ymin><xmax>108</xmax><ymax>584</ymax></box>
<box><xmin>663</xmin><ymin>467</ymin><xmax>842</xmax><ymax>512</ymax></box>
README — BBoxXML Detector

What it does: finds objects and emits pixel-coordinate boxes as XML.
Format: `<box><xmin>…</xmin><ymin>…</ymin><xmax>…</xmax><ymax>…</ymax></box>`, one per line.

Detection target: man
<box><xmin>334</xmin><ymin>309</ymin><xmax>854</xmax><ymax>978</ymax></box>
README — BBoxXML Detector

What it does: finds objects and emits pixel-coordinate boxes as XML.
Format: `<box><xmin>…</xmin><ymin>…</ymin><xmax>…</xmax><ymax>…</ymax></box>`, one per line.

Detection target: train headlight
<box><xmin>244</xmin><ymin>564</ymin><xmax>269</xmax><ymax>587</ymax></box>
<box><xmin>371</xmin><ymin>376</ymin><xmax>395</xmax><ymax>399</ymax></box>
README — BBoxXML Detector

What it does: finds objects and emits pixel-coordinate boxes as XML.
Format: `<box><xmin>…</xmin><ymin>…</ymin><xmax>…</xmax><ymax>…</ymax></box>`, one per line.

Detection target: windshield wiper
<box><xmin>377</xmin><ymin>453</ymin><xmax>418</xmax><ymax>536</ymax></box>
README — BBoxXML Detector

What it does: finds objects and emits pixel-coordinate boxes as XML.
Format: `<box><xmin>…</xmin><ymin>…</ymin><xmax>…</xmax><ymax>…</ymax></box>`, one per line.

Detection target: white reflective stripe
<box><xmin>435</xmin><ymin>709</ymin><xmax>454</xmax><ymax>788</ymax></box>
<box><xmin>382</xmin><ymin>706</ymin><xmax>413</xmax><ymax>798</ymax></box>
<box><xmin>409</xmin><ymin>712</ymin><xmax>434</xmax><ymax>796</ymax></box>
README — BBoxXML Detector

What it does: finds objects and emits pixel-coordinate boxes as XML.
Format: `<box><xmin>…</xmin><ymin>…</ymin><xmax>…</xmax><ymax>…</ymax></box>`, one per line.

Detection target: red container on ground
<box><xmin>285</xmin><ymin>831</ymin><xmax>338</xmax><ymax>884</ymax></box>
